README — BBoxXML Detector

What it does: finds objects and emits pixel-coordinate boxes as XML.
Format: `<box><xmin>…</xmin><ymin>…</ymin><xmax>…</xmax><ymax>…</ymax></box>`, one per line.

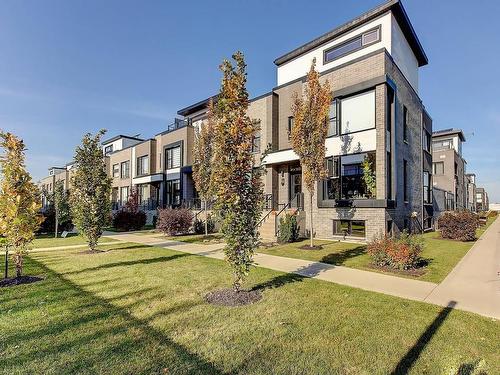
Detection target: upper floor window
<box><xmin>433</xmin><ymin>162</ymin><xmax>444</xmax><ymax>175</ymax></box>
<box><xmin>165</xmin><ymin>146</ymin><xmax>181</xmax><ymax>169</ymax></box>
<box><xmin>423</xmin><ymin>130</ymin><xmax>431</xmax><ymax>153</ymax></box>
<box><xmin>121</xmin><ymin>160</ymin><xmax>130</xmax><ymax>179</ymax></box>
<box><xmin>328</xmin><ymin>100</ymin><xmax>339</xmax><ymax>137</ymax></box>
<box><xmin>340</xmin><ymin>90</ymin><xmax>375</xmax><ymax>134</ymax></box>
<box><xmin>112</xmin><ymin>163</ymin><xmax>120</xmax><ymax>178</ymax></box>
<box><xmin>324</xmin><ymin>27</ymin><xmax>380</xmax><ymax>64</ymax></box>
<box><xmin>137</xmin><ymin>155</ymin><xmax>149</xmax><ymax>176</ymax></box>
<box><xmin>403</xmin><ymin>159</ymin><xmax>408</xmax><ymax>202</ymax></box>
<box><xmin>403</xmin><ymin>106</ymin><xmax>408</xmax><ymax>142</ymax></box>
<box><xmin>287</xmin><ymin>116</ymin><xmax>294</xmax><ymax>140</ymax></box>
<box><xmin>432</xmin><ymin>138</ymin><xmax>452</xmax><ymax>151</ymax></box>
<box><xmin>423</xmin><ymin>171</ymin><xmax>432</xmax><ymax>204</ymax></box>
<box><xmin>104</xmin><ymin>145</ymin><xmax>113</xmax><ymax>156</ymax></box>
<box><xmin>252</xmin><ymin>130</ymin><xmax>261</xmax><ymax>153</ymax></box>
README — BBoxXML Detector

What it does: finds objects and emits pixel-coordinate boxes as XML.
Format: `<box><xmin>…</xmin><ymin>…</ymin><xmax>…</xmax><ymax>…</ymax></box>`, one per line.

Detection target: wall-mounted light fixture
<box><xmin>280</xmin><ymin>169</ymin><xmax>285</xmax><ymax>186</ymax></box>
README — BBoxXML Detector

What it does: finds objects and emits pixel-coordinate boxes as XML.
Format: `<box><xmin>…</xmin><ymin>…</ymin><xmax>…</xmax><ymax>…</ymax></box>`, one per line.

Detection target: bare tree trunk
<box><xmin>204</xmin><ymin>199</ymin><xmax>208</xmax><ymax>236</ymax></box>
<box><xmin>54</xmin><ymin>199</ymin><xmax>58</xmax><ymax>238</ymax></box>
<box><xmin>4</xmin><ymin>246</ymin><xmax>8</xmax><ymax>279</ymax></box>
<box><xmin>309</xmin><ymin>191</ymin><xmax>313</xmax><ymax>248</ymax></box>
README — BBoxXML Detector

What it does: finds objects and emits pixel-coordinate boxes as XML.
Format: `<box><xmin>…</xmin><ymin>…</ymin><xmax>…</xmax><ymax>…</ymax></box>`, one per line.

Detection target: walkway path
<box><xmin>103</xmin><ymin>232</ymin><xmax>438</xmax><ymax>303</ymax></box>
<box><xmin>425</xmin><ymin>217</ymin><xmax>500</xmax><ymax>319</ymax></box>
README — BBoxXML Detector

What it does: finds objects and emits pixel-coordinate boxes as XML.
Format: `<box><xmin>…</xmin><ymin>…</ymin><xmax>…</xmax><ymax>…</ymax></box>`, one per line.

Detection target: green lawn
<box><xmin>259</xmin><ymin>217</ymin><xmax>497</xmax><ymax>283</ymax></box>
<box><xmin>0</xmin><ymin>242</ymin><xmax>498</xmax><ymax>374</ymax></box>
<box><xmin>33</xmin><ymin>234</ymin><xmax>113</xmax><ymax>249</ymax></box>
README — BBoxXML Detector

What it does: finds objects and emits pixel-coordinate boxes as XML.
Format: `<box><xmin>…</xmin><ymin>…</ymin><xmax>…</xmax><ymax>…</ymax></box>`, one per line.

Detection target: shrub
<box><xmin>37</xmin><ymin>209</ymin><xmax>73</xmax><ymax>234</ymax></box>
<box><xmin>193</xmin><ymin>215</ymin><xmax>215</xmax><ymax>235</ymax></box>
<box><xmin>438</xmin><ymin>211</ymin><xmax>479</xmax><ymax>241</ymax></box>
<box><xmin>156</xmin><ymin>208</ymin><xmax>192</xmax><ymax>236</ymax></box>
<box><xmin>277</xmin><ymin>213</ymin><xmax>300</xmax><ymax>243</ymax></box>
<box><xmin>112</xmin><ymin>210</ymin><xmax>147</xmax><ymax>231</ymax></box>
<box><xmin>367</xmin><ymin>231</ymin><xmax>424</xmax><ymax>270</ymax></box>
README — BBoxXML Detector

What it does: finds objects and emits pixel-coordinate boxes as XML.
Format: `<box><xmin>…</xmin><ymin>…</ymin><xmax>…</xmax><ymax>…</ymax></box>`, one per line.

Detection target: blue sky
<box><xmin>0</xmin><ymin>0</ymin><xmax>499</xmax><ymax>201</ymax></box>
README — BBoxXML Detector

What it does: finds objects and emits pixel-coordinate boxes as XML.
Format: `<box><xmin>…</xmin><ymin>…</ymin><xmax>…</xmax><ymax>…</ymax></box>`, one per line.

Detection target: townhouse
<box><xmin>41</xmin><ymin>0</ymin><xmax>476</xmax><ymax>241</ymax></box>
<box><xmin>39</xmin><ymin>162</ymin><xmax>75</xmax><ymax>210</ymax></box>
<box><xmin>431</xmin><ymin>128</ymin><xmax>467</xmax><ymax>211</ymax></box>
<box><xmin>476</xmin><ymin>187</ymin><xmax>489</xmax><ymax>212</ymax></box>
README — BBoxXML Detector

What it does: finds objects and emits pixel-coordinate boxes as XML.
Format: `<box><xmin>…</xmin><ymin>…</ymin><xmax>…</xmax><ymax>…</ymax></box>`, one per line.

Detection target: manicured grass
<box><xmin>165</xmin><ymin>233</ymin><xmax>224</xmax><ymax>244</ymax></box>
<box><xmin>33</xmin><ymin>234</ymin><xmax>113</xmax><ymax>249</ymax></box>
<box><xmin>259</xmin><ymin>217</ymin><xmax>497</xmax><ymax>283</ymax></box>
<box><xmin>0</xmin><ymin>242</ymin><xmax>498</xmax><ymax>374</ymax></box>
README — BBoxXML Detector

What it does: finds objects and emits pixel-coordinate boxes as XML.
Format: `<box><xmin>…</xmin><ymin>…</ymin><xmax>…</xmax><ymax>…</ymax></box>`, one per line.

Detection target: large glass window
<box><xmin>333</xmin><ymin>220</ymin><xmax>366</xmax><ymax>238</ymax></box>
<box><xmin>137</xmin><ymin>155</ymin><xmax>149</xmax><ymax>176</ymax></box>
<box><xmin>120</xmin><ymin>161</ymin><xmax>130</xmax><ymax>179</ymax></box>
<box><xmin>166</xmin><ymin>179</ymin><xmax>181</xmax><ymax>206</ymax></box>
<box><xmin>165</xmin><ymin>146</ymin><xmax>181</xmax><ymax>169</ymax></box>
<box><xmin>324</xmin><ymin>27</ymin><xmax>380</xmax><ymax>64</ymax></box>
<box><xmin>432</xmin><ymin>138</ymin><xmax>452</xmax><ymax>151</ymax></box>
<box><xmin>340</xmin><ymin>90</ymin><xmax>375</xmax><ymax>134</ymax></box>
<box><xmin>423</xmin><ymin>130</ymin><xmax>432</xmax><ymax>152</ymax></box>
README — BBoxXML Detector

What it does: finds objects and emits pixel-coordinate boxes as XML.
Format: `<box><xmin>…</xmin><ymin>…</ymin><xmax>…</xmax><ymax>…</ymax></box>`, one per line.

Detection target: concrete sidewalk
<box><xmin>104</xmin><ymin>232</ymin><xmax>439</xmax><ymax>304</ymax></box>
<box><xmin>425</xmin><ymin>217</ymin><xmax>500</xmax><ymax>319</ymax></box>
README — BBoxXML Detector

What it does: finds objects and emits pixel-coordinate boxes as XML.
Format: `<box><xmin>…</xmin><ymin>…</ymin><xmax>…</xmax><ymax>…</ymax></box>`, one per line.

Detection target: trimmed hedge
<box><xmin>112</xmin><ymin>210</ymin><xmax>147</xmax><ymax>232</ymax></box>
<box><xmin>438</xmin><ymin>211</ymin><xmax>479</xmax><ymax>241</ymax></box>
<box><xmin>367</xmin><ymin>231</ymin><xmax>424</xmax><ymax>270</ymax></box>
<box><xmin>157</xmin><ymin>208</ymin><xmax>192</xmax><ymax>236</ymax></box>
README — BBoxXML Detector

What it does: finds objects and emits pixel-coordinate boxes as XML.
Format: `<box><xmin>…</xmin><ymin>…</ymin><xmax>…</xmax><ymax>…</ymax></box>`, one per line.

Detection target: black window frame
<box><xmin>251</xmin><ymin>131</ymin><xmax>261</xmax><ymax>153</ymax></box>
<box><xmin>136</xmin><ymin>155</ymin><xmax>149</xmax><ymax>176</ymax></box>
<box><xmin>104</xmin><ymin>145</ymin><xmax>113</xmax><ymax>156</ymax></box>
<box><xmin>403</xmin><ymin>105</ymin><xmax>408</xmax><ymax>142</ymax></box>
<box><xmin>423</xmin><ymin>171</ymin><xmax>432</xmax><ymax>204</ymax></box>
<box><xmin>287</xmin><ymin>116</ymin><xmax>294</xmax><ymax>140</ymax></box>
<box><xmin>403</xmin><ymin>159</ymin><xmax>408</xmax><ymax>202</ymax></box>
<box><xmin>433</xmin><ymin>161</ymin><xmax>444</xmax><ymax>175</ymax></box>
<box><xmin>333</xmin><ymin>219</ymin><xmax>366</xmax><ymax>238</ymax></box>
<box><xmin>112</xmin><ymin>163</ymin><xmax>120</xmax><ymax>178</ymax></box>
<box><xmin>165</xmin><ymin>146</ymin><xmax>181</xmax><ymax>170</ymax></box>
<box><xmin>120</xmin><ymin>160</ymin><xmax>130</xmax><ymax>179</ymax></box>
<box><xmin>323</xmin><ymin>26</ymin><xmax>381</xmax><ymax>65</ymax></box>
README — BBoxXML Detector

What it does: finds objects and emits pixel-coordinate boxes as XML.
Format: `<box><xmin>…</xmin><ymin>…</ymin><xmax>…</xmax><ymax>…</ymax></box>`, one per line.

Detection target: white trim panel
<box><xmin>132</xmin><ymin>174</ymin><xmax>164</xmax><ymax>185</ymax></box>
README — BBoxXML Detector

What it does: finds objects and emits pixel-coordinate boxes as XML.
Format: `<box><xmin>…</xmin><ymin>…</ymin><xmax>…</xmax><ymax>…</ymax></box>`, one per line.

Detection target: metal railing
<box><xmin>166</xmin><ymin>118</ymin><xmax>189</xmax><ymax>132</ymax></box>
<box><xmin>274</xmin><ymin>193</ymin><xmax>303</xmax><ymax>237</ymax></box>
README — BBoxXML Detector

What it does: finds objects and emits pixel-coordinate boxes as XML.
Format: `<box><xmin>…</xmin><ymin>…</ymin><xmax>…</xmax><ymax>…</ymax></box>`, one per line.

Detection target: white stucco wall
<box><xmin>263</xmin><ymin>128</ymin><xmax>377</xmax><ymax>165</ymax></box>
<box><xmin>390</xmin><ymin>14</ymin><xmax>419</xmax><ymax>92</ymax></box>
<box><xmin>276</xmin><ymin>13</ymin><xmax>392</xmax><ymax>86</ymax></box>
<box><xmin>276</xmin><ymin>11</ymin><xmax>420</xmax><ymax>93</ymax></box>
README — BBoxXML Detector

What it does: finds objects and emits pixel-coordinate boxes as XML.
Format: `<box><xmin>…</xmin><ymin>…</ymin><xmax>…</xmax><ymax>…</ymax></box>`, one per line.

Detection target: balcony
<box><xmin>165</xmin><ymin>118</ymin><xmax>189</xmax><ymax>133</ymax></box>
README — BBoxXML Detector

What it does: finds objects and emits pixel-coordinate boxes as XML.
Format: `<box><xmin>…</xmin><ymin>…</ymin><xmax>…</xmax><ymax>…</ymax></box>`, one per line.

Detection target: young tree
<box><xmin>211</xmin><ymin>51</ymin><xmax>265</xmax><ymax>292</ymax></box>
<box><xmin>70</xmin><ymin>130</ymin><xmax>112</xmax><ymax>252</ymax></box>
<box><xmin>290</xmin><ymin>59</ymin><xmax>332</xmax><ymax>248</ymax></box>
<box><xmin>0</xmin><ymin>132</ymin><xmax>43</xmax><ymax>278</ymax></box>
<box><xmin>192</xmin><ymin>100</ymin><xmax>215</xmax><ymax>236</ymax></box>
<box><xmin>53</xmin><ymin>180</ymin><xmax>71</xmax><ymax>238</ymax></box>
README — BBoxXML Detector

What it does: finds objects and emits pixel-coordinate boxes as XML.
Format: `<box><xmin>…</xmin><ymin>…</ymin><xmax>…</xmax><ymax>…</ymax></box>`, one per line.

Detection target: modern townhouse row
<box><xmin>431</xmin><ymin>128</ymin><xmax>489</xmax><ymax>214</ymax></box>
<box><xmin>38</xmin><ymin>0</ymin><xmax>489</xmax><ymax>241</ymax></box>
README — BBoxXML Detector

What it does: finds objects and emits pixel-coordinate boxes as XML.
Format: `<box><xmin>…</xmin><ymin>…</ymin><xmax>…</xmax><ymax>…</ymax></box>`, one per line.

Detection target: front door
<box><xmin>290</xmin><ymin>172</ymin><xmax>302</xmax><ymax>207</ymax></box>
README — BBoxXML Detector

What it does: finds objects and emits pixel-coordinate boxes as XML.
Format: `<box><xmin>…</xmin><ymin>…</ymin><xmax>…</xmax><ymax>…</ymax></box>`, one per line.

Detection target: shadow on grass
<box><xmin>1</xmin><ymin>256</ymin><xmax>226</xmax><ymax>374</ymax></box>
<box><xmin>391</xmin><ymin>301</ymin><xmax>457</xmax><ymax>375</ymax></box>
<box><xmin>320</xmin><ymin>245</ymin><xmax>366</xmax><ymax>265</ymax></box>
<box><xmin>64</xmin><ymin>253</ymin><xmax>192</xmax><ymax>275</ymax></box>
<box><xmin>251</xmin><ymin>273</ymin><xmax>306</xmax><ymax>291</ymax></box>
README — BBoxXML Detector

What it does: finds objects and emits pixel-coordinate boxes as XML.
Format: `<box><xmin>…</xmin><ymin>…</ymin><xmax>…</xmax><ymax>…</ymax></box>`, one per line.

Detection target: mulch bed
<box><xmin>205</xmin><ymin>288</ymin><xmax>262</xmax><ymax>307</ymax></box>
<box><xmin>298</xmin><ymin>245</ymin><xmax>324</xmax><ymax>251</ymax></box>
<box><xmin>367</xmin><ymin>264</ymin><xmax>427</xmax><ymax>277</ymax></box>
<box><xmin>0</xmin><ymin>275</ymin><xmax>44</xmax><ymax>288</ymax></box>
